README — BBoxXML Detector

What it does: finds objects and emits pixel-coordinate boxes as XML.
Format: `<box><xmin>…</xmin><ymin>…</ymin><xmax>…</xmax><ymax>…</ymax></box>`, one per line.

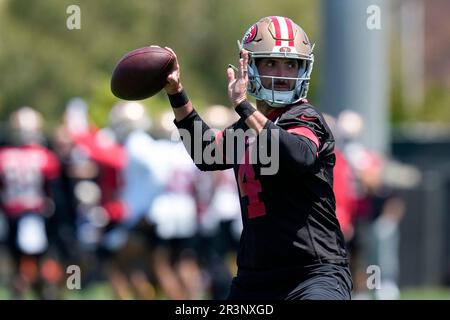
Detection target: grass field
<box><xmin>1</xmin><ymin>283</ymin><xmax>450</xmax><ymax>300</ymax></box>
<box><xmin>399</xmin><ymin>287</ymin><xmax>450</xmax><ymax>300</ymax></box>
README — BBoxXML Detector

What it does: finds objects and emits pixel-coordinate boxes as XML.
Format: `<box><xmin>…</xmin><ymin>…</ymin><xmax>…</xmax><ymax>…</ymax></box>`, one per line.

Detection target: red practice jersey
<box><xmin>0</xmin><ymin>144</ymin><xmax>60</xmax><ymax>216</ymax></box>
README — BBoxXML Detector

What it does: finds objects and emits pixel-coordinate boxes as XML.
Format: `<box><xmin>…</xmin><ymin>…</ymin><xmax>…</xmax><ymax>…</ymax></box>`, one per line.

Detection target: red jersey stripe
<box><xmin>287</xmin><ymin>126</ymin><xmax>320</xmax><ymax>149</ymax></box>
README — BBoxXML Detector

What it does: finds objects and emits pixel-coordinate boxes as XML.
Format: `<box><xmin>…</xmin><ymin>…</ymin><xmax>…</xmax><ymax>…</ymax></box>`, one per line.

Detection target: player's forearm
<box><xmin>173</xmin><ymin>101</ymin><xmax>194</xmax><ymax>122</ymax></box>
<box><xmin>234</xmin><ymin>101</ymin><xmax>267</xmax><ymax>134</ymax></box>
<box><xmin>167</xmin><ymin>89</ymin><xmax>194</xmax><ymax>122</ymax></box>
<box><xmin>244</xmin><ymin>110</ymin><xmax>268</xmax><ymax>134</ymax></box>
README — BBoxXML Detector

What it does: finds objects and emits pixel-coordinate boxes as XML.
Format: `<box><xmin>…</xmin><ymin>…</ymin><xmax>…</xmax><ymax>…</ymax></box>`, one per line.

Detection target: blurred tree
<box><xmin>0</xmin><ymin>0</ymin><xmax>317</xmax><ymax>129</ymax></box>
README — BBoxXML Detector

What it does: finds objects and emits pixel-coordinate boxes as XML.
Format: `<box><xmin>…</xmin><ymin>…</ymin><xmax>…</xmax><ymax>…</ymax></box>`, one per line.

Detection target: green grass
<box><xmin>400</xmin><ymin>287</ymin><xmax>450</xmax><ymax>300</ymax></box>
<box><xmin>62</xmin><ymin>283</ymin><xmax>115</xmax><ymax>300</ymax></box>
<box><xmin>2</xmin><ymin>283</ymin><xmax>450</xmax><ymax>300</ymax></box>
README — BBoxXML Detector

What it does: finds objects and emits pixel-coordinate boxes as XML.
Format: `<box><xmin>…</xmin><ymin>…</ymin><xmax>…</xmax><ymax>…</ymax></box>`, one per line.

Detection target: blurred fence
<box><xmin>393</xmin><ymin>134</ymin><xmax>450</xmax><ymax>287</ymax></box>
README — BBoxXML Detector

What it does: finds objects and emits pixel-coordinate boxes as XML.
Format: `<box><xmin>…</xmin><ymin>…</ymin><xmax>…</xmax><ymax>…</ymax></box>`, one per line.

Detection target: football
<box><xmin>111</xmin><ymin>46</ymin><xmax>175</xmax><ymax>100</ymax></box>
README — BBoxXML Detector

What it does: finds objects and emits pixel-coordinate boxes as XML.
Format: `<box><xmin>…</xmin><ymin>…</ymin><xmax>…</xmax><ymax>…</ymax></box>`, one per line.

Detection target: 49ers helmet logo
<box><xmin>243</xmin><ymin>24</ymin><xmax>258</xmax><ymax>44</ymax></box>
<box><xmin>279</xmin><ymin>47</ymin><xmax>291</xmax><ymax>53</ymax></box>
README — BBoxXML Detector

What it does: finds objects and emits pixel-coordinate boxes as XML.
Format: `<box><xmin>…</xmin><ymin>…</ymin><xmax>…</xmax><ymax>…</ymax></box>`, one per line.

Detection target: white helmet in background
<box><xmin>239</xmin><ymin>16</ymin><xmax>314</xmax><ymax>107</ymax></box>
<box><xmin>337</xmin><ymin>110</ymin><xmax>364</xmax><ymax>141</ymax></box>
<box><xmin>109</xmin><ymin>101</ymin><xmax>151</xmax><ymax>142</ymax></box>
<box><xmin>153</xmin><ymin>110</ymin><xmax>178</xmax><ymax>140</ymax></box>
<box><xmin>64</xmin><ymin>97</ymin><xmax>90</xmax><ymax>135</ymax></box>
<box><xmin>203</xmin><ymin>105</ymin><xmax>239</xmax><ymax>130</ymax></box>
<box><xmin>9</xmin><ymin>106</ymin><xmax>44</xmax><ymax>145</ymax></box>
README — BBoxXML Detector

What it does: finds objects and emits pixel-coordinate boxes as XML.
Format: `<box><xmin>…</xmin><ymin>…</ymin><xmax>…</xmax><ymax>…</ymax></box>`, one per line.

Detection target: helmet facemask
<box><xmin>246</xmin><ymin>53</ymin><xmax>314</xmax><ymax>107</ymax></box>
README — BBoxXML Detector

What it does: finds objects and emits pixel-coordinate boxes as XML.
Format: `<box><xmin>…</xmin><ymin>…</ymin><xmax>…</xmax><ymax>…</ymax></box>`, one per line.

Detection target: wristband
<box><xmin>168</xmin><ymin>90</ymin><xmax>189</xmax><ymax>109</ymax></box>
<box><xmin>235</xmin><ymin>100</ymin><xmax>256</xmax><ymax>120</ymax></box>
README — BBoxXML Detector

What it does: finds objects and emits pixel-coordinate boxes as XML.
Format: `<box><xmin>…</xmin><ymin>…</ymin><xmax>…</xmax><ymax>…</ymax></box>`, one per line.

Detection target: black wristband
<box><xmin>168</xmin><ymin>90</ymin><xmax>189</xmax><ymax>109</ymax></box>
<box><xmin>235</xmin><ymin>100</ymin><xmax>256</xmax><ymax>120</ymax></box>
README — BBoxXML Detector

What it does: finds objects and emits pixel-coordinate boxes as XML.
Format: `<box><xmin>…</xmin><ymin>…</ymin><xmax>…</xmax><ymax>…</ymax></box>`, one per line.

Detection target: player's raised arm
<box><xmin>227</xmin><ymin>50</ymin><xmax>268</xmax><ymax>134</ymax></box>
<box><xmin>164</xmin><ymin>47</ymin><xmax>194</xmax><ymax>122</ymax></box>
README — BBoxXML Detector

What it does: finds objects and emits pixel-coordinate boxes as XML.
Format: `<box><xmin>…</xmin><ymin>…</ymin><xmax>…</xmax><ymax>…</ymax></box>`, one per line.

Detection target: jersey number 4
<box><xmin>238</xmin><ymin>145</ymin><xmax>266</xmax><ymax>219</ymax></box>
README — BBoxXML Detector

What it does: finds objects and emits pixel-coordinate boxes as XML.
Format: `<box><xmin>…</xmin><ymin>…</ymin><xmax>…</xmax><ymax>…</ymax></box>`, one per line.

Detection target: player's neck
<box><xmin>256</xmin><ymin>100</ymin><xmax>273</xmax><ymax>117</ymax></box>
<box><xmin>256</xmin><ymin>100</ymin><xmax>289</xmax><ymax>120</ymax></box>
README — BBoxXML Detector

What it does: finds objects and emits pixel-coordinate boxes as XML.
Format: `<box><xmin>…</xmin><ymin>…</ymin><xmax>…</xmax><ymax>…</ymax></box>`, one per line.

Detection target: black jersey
<box><xmin>175</xmin><ymin>102</ymin><xmax>349</xmax><ymax>271</ymax></box>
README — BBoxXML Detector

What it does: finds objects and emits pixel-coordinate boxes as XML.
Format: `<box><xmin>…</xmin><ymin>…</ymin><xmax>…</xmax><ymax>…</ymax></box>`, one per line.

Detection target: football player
<box><xmin>0</xmin><ymin>107</ymin><xmax>62</xmax><ymax>298</ymax></box>
<box><xmin>164</xmin><ymin>16</ymin><xmax>352</xmax><ymax>300</ymax></box>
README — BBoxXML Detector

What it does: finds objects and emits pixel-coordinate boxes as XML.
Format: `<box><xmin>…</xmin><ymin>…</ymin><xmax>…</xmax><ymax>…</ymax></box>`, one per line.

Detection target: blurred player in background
<box><xmin>337</xmin><ymin>110</ymin><xmax>406</xmax><ymax>300</ymax></box>
<box><xmin>147</xmin><ymin>111</ymin><xmax>204</xmax><ymax>300</ymax></box>
<box><xmin>54</xmin><ymin>99</ymin><xmax>130</xmax><ymax>298</ymax></box>
<box><xmin>322</xmin><ymin>113</ymin><xmax>357</xmax><ymax>243</ymax></box>
<box><xmin>0</xmin><ymin>107</ymin><xmax>62</xmax><ymax>298</ymax></box>
<box><xmin>106</xmin><ymin>100</ymin><xmax>160</xmax><ymax>299</ymax></box>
